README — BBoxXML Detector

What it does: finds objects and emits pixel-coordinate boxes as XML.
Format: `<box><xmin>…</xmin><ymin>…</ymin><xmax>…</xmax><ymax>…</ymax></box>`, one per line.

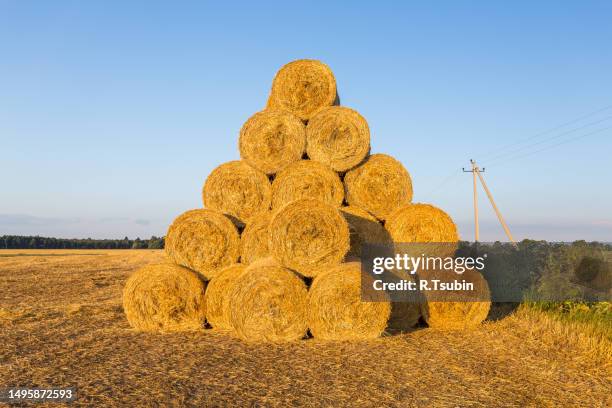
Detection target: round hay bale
<box><xmin>419</xmin><ymin>268</ymin><xmax>491</xmax><ymax>330</ymax></box>
<box><xmin>205</xmin><ymin>263</ymin><xmax>246</xmax><ymax>331</ymax></box>
<box><xmin>308</xmin><ymin>262</ymin><xmax>391</xmax><ymax>340</ymax></box>
<box><xmin>202</xmin><ymin>160</ymin><xmax>271</xmax><ymax>225</ymax></box>
<box><xmin>344</xmin><ymin>154</ymin><xmax>413</xmax><ymax>220</ymax></box>
<box><xmin>306</xmin><ymin>106</ymin><xmax>370</xmax><ymax>172</ymax></box>
<box><xmin>228</xmin><ymin>258</ymin><xmax>308</xmax><ymax>342</ymax></box>
<box><xmin>385</xmin><ymin>203</ymin><xmax>459</xmax><ymax>257</ymax></box>
<box><xmin>239</xmin><ymin>110</ymin><xmax>306</xmax><ymax>175</ymax></box>
<box><xmin>123</xmin><ymin>263</ymin><xmax>206</xmax><ymax>332</ymax></box>
<box><xmin>267</xmin><ymin>59</ymin><xmax>337</xmax><ymax>121</ymax></box>
<box><xmin>340</xmin><ymin>206</ymin><xmax>390</xmax><ymax>258</ymax></box>
<box><xmin>268</xmin><ymin>199</ymin><xmax>350</xmax><ymax>277</ymax></box>
<box><xmin>383</xmin><ymin>268</ymin><xmax>422</xmax><ymax>333</ymax></box>
<box><xmin>271</xmin><ymin>160</ymin><xmax>344</xmax><ymax>209</ymax></box>
<box><xmin>165</xmin><ymin>209</ymin><xmax>240</xmax><ymax>279</ymax></box>
<box><xmin>240</xmin><ymin>212</ymin><xmax>272</xmax><ymax>265</ymax></box>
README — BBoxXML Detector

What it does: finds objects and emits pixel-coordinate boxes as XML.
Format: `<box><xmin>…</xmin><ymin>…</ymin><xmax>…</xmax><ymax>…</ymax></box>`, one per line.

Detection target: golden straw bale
<box><xmin>344</xmin><ymin>154</ymin><xmax>413</xmax><ymax>220</ymax></box>
<box><xmin>340</xmin><ymin>206</ymin><xmax>390</xmax><ymax>258</ymax></box>
<box><xmin>123</xmin><ymin>263</ymin><xmax>206</xmax><ymax>332</ymax></box>
<box><xmin>165</xmin><ymin>209</ymin><xmax>240</xmax><ymax>279</ymax></box>
<box><xmin>385</xmin><ymin>203</ymin><xmax>459</xmax><ymax>257</ymax></box>
<box><xmin>419</xmin><ymin>268</ymin><xmax>491</xmax><ymax>330</ymax></box>
<box><xmin>239</xmin><ymin>110</ymin><xmax>306</xmax><ymax>175</ymax></box>
<box><xmin>228</xmin><ymin>258</ymin><xmax>308</xmax><ymax>342</ymax></box>
<box><xmin>271</xmin><ymin>160</ymin><xmax>344</xmax><ymax>209</ymax></box>
<box><xmin>306</xmin><ymin>106</ymin><xmax>370</xmax><ymax>172</ymax></box>
<box><xmin>240</xmin><ymin>212</ymin><xmax>272</xmax><ymax>265</ymax></box>
<box><xmin>267</xmin><ymin>59</ymin><xmax>337</xmax><ymax>121</ymax></box>
<box><xmin>308</xmin><ymin>262</ymin><xmax>391</xmax><ymax>340</ymax></box>
<box><xmin>205</xmin><ymin>263</ymin><xmax>246</xmax><ymax>331</ymax></box>
<box><xmin>384</xmin><ymin>268</ymin><xmax>422</xmax><ymax>332</ymax></box>
<box><xmin>202</xmin><ymin>160</ymin><xmax>271</xmax><ymax>225</ymax></box>
<box><xmin>268</xmin><ymin>199</ymin><xmax>350</xmax><ymax>277</ymax></box>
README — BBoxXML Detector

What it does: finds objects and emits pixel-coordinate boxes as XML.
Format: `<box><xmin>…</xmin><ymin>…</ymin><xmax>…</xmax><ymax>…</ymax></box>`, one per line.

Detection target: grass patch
<box><xmin>525</xmin><ymin>301</ymin><xmax>611</xmax><ymax>341</ymax></box>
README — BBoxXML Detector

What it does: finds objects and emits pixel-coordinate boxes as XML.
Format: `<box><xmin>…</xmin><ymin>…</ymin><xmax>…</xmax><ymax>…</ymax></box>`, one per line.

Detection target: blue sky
<box><xmin>1</xmin><ymin>1</ymin><xmax>611</xmax><ymax>241</ymax></box>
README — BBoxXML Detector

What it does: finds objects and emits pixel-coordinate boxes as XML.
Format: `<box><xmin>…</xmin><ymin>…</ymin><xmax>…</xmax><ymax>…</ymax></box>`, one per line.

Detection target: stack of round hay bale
<box><xmin>123</xmin><ymin>59</ymin><xmax>491</xmax><ymax>340</ymax></box>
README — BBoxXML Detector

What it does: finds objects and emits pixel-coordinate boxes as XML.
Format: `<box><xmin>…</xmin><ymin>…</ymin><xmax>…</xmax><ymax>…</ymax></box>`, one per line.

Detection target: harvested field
<box><xmin>1</xmin><ymin>250</ymin><xmax>610</xmax><ymax>407</ymax></box>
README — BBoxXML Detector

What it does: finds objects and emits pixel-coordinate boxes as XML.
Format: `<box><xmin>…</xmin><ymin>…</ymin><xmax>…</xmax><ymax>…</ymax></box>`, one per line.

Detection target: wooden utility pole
<box><xmin>471</xmin><ymin>159</ymin><xmax>479</xmax><ymax>242</ymax></box>
<box><xmin>463</xmin><ymin>160</ymin><xmax>517</xmax><ymax>246</ymax></box>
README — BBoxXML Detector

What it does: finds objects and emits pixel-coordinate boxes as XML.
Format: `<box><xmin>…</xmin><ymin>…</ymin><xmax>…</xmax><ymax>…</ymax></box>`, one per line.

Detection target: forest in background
<box><xmin>0</xmin><ymin>235</ymin><xmax>164</xmax><ymax>249</ymax></box>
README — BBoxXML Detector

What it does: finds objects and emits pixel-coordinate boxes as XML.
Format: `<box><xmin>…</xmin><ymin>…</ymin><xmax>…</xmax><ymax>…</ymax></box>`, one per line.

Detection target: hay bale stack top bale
<box><xmin>306</xmin><ymin>106</ymin><xmax>370</xmax><ymax>172</ymax></box>
<box><xmin>239</xmin><ymin>110</ymin><xmax>306</xmax><ymax>175</ymax></box>
<box><xmin>165</xmin><ymin>209</ymin><xmax>241</xmax><ymax>279</ymax></box>
<box><xmin>202</xmin><ymin>160</ymin><xmax>271</xmax><ymax>225</ymax></box>
<box><xmin>228</xmin><ymin>258</ymin><xmax>308</xmax><ymax>342</ymax></box>
<box><xmin>344</xmin><ymin>153</ymin><xmax>413</xmax><ymax>220</ymax></box>
<box><xmin>271</xmin><ymin>160</ymin><xmax>344</xmax><ymax>209</ymax></box>
<box><xmin>267</xmin><ymin>59</ymin><xmax>337</xmax><ymax>121</ymax></box>
<box><xmin>268</xmin><ymin>198</ymin><xmax>350</xmax><ymax>277</ymax></box>
<box><xmin>123</xmin><ymin>263</ymin><xmax>207</xmax><ymax>332</ymax></box>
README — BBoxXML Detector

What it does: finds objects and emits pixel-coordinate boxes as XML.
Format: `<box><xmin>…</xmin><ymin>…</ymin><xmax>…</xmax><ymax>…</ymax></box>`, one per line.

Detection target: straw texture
<box><xmin>239</xmin><ymin>110</ymin><xmax>306</xmax><ymax>175</ymax></box>
<box><xmin>203</xmin><ymin>160</ymin><xmax>271</xmax><ymax>225</ymax></box>
<box><xmin>228</xmin><ymin>258</ymin><xmax>308</xmax><ymax>342</ymax></box>
<box><xmin>344</xmin><ymin>154</ymin><xmax>413</xmax><ymax>220</ymax></box>
<box><xmin>123</xmin><ymin>263</ymin><xmax>207</xmax><ymax>332</ymax></box>
<box><xmin>268</xmin><ymin>199</ymin><xmax>350</xmax><ymax>277</ymax></box>
<box><xmin>419</xmin><ymin>268</ymin><xmax>491</xmax><ymax>330</ymax></box>
<box><xmin>271</xmin><ymin>160</ymin><xmax>344</xmax><ymax>209</ymax></box>
<box><xmin>165</xmin><ymin>209</ymin><xmax>241</xmax><ymax>279</ymax></box>
<box><xmin>306</xmin><ymin>106</ymin><xmax>370</xmax><ymax>172</ymax></box>
<box><xmin>385</xmin><ymin>203</ymin><xmax>459</xmax><ymax>257</ymax></box>
<box><xmin>340</xmin><ymin>206</ymin><xmax>390</xmax><ymax>258</ymax></box>
<box><xmin>307</xmin><ymin>262</ymin><xmax>391</xmax><ymax>340</ymax></box>
<box><xmin>240</xmin><ymin>212</ymin><xmax>272</xmax><ymax>265</ymax></box>
<box><xmin>267</xmin><ymin>59</ymin><xmax>337</xmax><ymax>121</ymax></box>
<box><xmin>205</xmin><ymin>263</ymin><xmax>246</xmax><ymax>331</ymax></box>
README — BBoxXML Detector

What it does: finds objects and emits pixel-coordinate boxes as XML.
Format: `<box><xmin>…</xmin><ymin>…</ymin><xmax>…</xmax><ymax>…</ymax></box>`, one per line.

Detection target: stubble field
<box><xmin>0</xmin><ymin>250</ymin><xmax>610</xmax><ymax>407</ymax></box>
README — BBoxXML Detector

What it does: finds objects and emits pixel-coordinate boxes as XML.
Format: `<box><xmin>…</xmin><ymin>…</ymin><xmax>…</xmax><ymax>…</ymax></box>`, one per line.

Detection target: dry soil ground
<box><xmin>0</xmin><ymin>250</ymin><xmax>610</xmax><ymax>407</ymax></box>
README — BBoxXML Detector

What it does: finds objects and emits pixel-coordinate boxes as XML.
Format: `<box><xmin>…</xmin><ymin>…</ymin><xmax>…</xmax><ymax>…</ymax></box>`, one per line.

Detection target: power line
<box><xmin>476</xmin><ymin>104</ymin><xmax>612</xmax><ymax>162</ymax></box>
<box><xmin>424</xmin><ymin>169</ymin><xmax>462</xmax><ymax>198</ymax></box>
<box><xmin>486</xmin><ymin>126</ymin><xmax>611</xmax><ymax>168</ymax></box>
<box><xmin>480</xmin><ymin>115</ymin><xmax>612</xmax><ymax>166</ymax></box>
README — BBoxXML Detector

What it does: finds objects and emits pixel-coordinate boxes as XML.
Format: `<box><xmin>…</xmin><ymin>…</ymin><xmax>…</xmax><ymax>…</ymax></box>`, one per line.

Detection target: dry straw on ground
<box><xmin>344</xmin><ymin>154</ymin><xmax>413</xmax><ymax>220</ymax></box>
<box><xmin>385</xmin><ymin>203</ymin><xmax>459</xmax><ymax>257</ymax></box>
<box><xmin>204</xmin><ymin>263</ymin><xmax>246</xmax><ymax>331</ymax></box>
<box><xmin>308</xmin><ymin>262</ymin><xmax>391</xmax><ymax>340</ymax></box>
<box><xmin>267</xmin><ymin>59</ymin><xmax>337</xmax><ymax>121</ymax></box>
<box><xmin>306</xmin><ymin>106</ymin><xmax>370</xmax><ymax>172</ymax></box>
<box><xmin>240</xmin><ymin>212</ymin><xmax>272</xmax><ymax>265</ymax></box>
<box><xmin>165</xmin><ymin>209</ymin><xmax>240</xmax><ymax>279</ymax></box>
<box><xmin>340</xmin><ymin>206</ymin><xmax>390</xmax><ymax>258</ymax></box>
<box><xmin>271</xmin><ymin>160</ymin><xmax>344</xmax><ymax>209</ymax></box>
<box><xmin>268</xmin><ymin>199</ymin><xmax>350</xmax><ymax>277</ymax></box>
<box><xmin>228</xmin><ymin>258</ymin><xmax>308</xmax><ymax>342</ymax></box>
<box><xmin>123</xmin><ymin>263</ymin><xmax>207</xmax><ymax>332</ymax></box>
<box><xmin>202</xmin><ymin>160</ymin><xmax>271</xmax><ymax>225</ymax></box>
<box><xmin>239</xmin><ymin>109</ymin><xmax>306</xmax><ymax>175</ymax></box>
<box><xmin>419</xmin><ymin>268</ymin><xmax>491</xmax><ymax>330</ymax></box>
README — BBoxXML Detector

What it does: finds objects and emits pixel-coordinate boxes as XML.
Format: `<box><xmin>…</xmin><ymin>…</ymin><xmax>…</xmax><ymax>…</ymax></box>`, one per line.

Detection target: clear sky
<box><xmin>1</xmin><ymin>1</ymin><xmax>611</xmax><ymax>241</ymax></box>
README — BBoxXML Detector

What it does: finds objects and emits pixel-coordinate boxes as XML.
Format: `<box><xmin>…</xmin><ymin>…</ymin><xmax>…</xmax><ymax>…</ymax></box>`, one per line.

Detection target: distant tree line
<box><xmin>0</xmin><ymin>235</ymin><xmax>164</xmax><ymax>249</ymax></box>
